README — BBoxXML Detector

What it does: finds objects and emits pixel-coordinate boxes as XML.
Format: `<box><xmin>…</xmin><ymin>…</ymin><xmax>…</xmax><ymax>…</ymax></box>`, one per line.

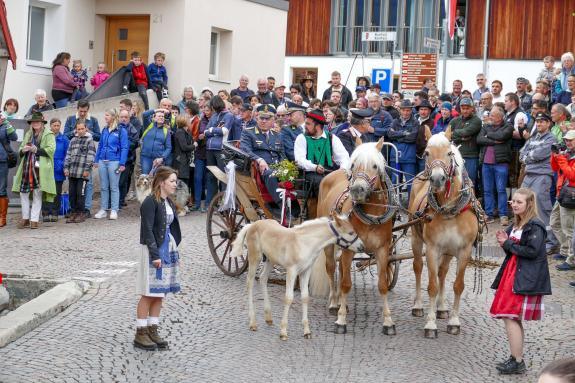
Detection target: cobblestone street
<box><xmin>0</xmin><ymin>204</ymin><xmax>574</xmax><ymax>383</ymax></box>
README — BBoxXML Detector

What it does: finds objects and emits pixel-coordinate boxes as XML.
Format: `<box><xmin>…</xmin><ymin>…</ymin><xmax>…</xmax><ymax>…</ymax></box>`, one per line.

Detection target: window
<box><xmin>27</xmin><ymin>6</ymin><xmax>45</xmax><ymax>62</ymax></box>
<box><xmin>209</xmin><ymin>31</ymin><xmax>219</xmax><ymax>77</ymax></box>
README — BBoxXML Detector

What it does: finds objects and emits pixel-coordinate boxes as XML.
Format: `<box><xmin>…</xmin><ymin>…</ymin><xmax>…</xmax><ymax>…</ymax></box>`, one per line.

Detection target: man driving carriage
<box><xmin>294</xmin><ymin>109</ymin><xmax>350</xmax><ymax>197</ymax></box>
<box><xmin>239</xmin><ymin>104</ymin><xmax>287</xmax><ymax>211</ymax></box>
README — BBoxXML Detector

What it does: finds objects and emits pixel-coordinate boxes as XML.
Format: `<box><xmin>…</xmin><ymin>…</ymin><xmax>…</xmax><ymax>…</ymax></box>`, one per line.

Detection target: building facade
<box><xmin>5</xmin><ymin>0</ymin><xmax>288</xmax><ymax>108</ymax></box>
<box><xmin>283</xmin><ymin>0</ymin><xmax>575</xmax><ymax>97</ymax></box>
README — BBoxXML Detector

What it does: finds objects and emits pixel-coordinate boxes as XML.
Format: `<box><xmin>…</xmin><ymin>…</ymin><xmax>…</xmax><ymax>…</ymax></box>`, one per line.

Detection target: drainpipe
<box><xmin>482</xmin><ymin>0</ymin><xmax>490</xmax><ymax>75</ymax></box>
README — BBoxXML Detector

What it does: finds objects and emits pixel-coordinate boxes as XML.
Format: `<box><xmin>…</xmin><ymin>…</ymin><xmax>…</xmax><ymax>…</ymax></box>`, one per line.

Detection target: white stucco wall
<box><xmin>284</xmin><ymin>56</ymin><xmax>545</xmax><ymax>98</ymax></box>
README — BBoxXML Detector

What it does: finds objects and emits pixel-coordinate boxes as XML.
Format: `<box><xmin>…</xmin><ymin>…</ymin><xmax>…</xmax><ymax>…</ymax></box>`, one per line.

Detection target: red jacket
<box><xmin>132</xmin><ymin>64</ymin><xmax>148</xmax><ymax>86</ymax></box>
<box><xmin>551</xmin><ymin>152</ymin><xmax>575</xmax><ymax>196</ymax></box>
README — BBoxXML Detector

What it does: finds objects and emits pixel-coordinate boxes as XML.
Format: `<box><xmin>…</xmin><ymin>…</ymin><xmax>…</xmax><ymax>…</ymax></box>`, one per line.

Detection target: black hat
<box><xmin>459</xmin><ymin>97</ymin><xmax>474</xmax><ymax>107</ymax></box>
<box><xmin>256</xmin><ymin>104</ymin><xmax>276</xmax><ymax>117</ymax></box>
<box><xmin>240</xmin><ymin>103</ymin><xmax>253</xmax><ymax>112</ymax></box>
<box><xmin>415</xmin><ymin>100</ymin><xmax>433</xmax><ymax>110</ymax></box>
<box><xmin>349</xmin><ymin>108</ymin><xmax>374</xmax><ymax>120</ymax></box>
<box><xmin>27</xmin><ymin>111</ymin><xmax>47</xmax><ymax>124</ymax></box>
<box><xmin>399</xmin><ymin>100</ymin><xmax>413</xmax><ymax>109</ymax></box>
<box><xmin>285</xmin><ymin>101</ymin><xmax>306</xmax><ymax>114</ymax></box>
<box><xmin>306</xmin><ymin>109</ymin><xmax>326</xmax><ymax>125</ymax></box>
<box><xmin>535</xmin><ymin>112</ymin><xmax>551</xmax><ymax>122</ymax></box>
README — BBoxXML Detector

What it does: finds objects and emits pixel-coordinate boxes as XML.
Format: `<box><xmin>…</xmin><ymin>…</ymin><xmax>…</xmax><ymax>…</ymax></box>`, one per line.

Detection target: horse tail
<box><xmin>309</xmin><ymin>248</ymin><xmax>330</xmax><ymax>297</ymax></box>
<box><xmin>230</xmin><ymin>223</ymin><xmax>251</xmax><ymax>258</ymax></box>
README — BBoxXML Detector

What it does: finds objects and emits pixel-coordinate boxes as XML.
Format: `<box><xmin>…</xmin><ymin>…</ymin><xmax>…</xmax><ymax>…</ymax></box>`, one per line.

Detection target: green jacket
<box><xmin>449</xmin><ymin>114</ymin><xmax>482</xmax><ymax>158</ymax></box>
<box><xmin>551</xmin><ymin>122</ymin><xmax>568</xmax><ymax>144</ymax></box>
<box><xmin>12</xmin><ymin>127</ymin><xmax>57</xmax><ymax>201</ymax></box>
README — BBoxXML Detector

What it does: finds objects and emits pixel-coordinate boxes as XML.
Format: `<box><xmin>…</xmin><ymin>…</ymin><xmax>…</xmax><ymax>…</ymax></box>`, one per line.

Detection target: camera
<box><xmin>551</xmin><ymin>143</ymin><xmax>567</xmax><ymax>154</ymax></box>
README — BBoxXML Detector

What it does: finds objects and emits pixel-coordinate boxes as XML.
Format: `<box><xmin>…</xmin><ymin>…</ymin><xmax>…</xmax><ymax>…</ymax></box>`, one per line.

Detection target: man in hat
<box><xmin>388</xmin><ymin>100</ymin><xmax>420</xmax><ymax>192</ymax></box>
<box><xmin>516</xmin><ymin>77</ymin><xmax>533</xmax><ymax>112</ymax></box>
<box><xmin>381</xmin><ymin>93</ymin><xmax>400</xmax><ymax>120</ymax></box>
<box><xmin>322</xmin><ymin>71</ymin><xmax>353</xmax><ymax>107</ymax></box>
<box><xmin>415</xmin><ymin>99</ymin><xmax>434</xmax><ymax>173</ymax></box>
<box><xmin>281</xmin><ymin>101</ymin><xmax>306</xmax><ymax>161</ymax></box>
<box><xmin>337</xmin><ymin>108</ymin><xmax>373</xmax><ymax>155</ymax></box>
<box><xmin>240</xmin><ymin>104</ymin><xmax>286</xmax><ymax>208</ymax></box>
<box><xmin>274</xmin><ymin>84</ymin><xmax>288</xmax><ymax>106</ymax></box>
<box><xmin>229</xmin><ymin>103</ymin><xmax>256</xmax><ymax>147</ymax></box>
<box><xmin>294</xmin><ymin>109</ymin><xmax>349</xmax><ymax>197</ymax></box>
<box><xmin>520</xmin><ymin>112</ymin><xmax>557</xmax><ymax>249</ymax></box>
<box><xmin>449</xmin><ymin>97</ymin><xmax>482</xmax><ymax>186</ymax></box>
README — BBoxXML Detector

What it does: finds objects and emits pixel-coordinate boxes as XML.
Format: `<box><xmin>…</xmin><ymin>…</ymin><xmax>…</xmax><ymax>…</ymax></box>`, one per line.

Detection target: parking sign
<box><xmin>371</xmin><ymin>68</ymin><xmax>392</xmax><ymax>94</ymax></box>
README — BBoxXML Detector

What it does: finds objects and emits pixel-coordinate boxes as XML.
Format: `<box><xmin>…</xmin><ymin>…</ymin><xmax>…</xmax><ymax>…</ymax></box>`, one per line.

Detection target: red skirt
<box><xmin>490</xmin><ymin>255</ymin><xmax>544</xmax><ymax>321</ymax></box>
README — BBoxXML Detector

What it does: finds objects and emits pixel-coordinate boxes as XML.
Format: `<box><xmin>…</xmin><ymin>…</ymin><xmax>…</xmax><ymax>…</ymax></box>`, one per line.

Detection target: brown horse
<box><xmin>310</xmin><ymin>138</ymin><xmax>398</xmax><ymax>334</ymax></box>
<box><xmin>408</xmin><ymin>129</ymin><xmax>480</xmax><ymax>338</ymax></box>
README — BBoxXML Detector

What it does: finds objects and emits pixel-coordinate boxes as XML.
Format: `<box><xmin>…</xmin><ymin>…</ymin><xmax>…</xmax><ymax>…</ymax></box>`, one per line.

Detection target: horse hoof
<box><xmin>447</xmin><ymin>325</ymin><xmax>460</xmax><ymax>335</ymax></box>
<box><xmin>334</xmin><ymin>323</ymin><xmax>347</xmax><ymax>334</ymax></box>
<box><xmin>424</xmin><ymin>329</ymin><xmax>438</xmax><ymax>339</ymax></box>
<box><xmin>328</xmin><ymin>307</ymin><xmax>339</xmax><ymax>315</ymax></box>
<box><xmin>412</xmin><ymin>308</ymin><xmax>424</xmax><ymax>317</ymax></box>
<box><xmin>304</xmin><ymin>333</ymin><xmax>312</xmax><ymax>339</ymax></box>
<box><xmin>279</xmin><ymin>334</ymin><xmax>288</xmax><ymax>341</ymax></box>
<box><xmin>382</xmin><ymin>325</ymin><xmax>396</xmax><ymax>336</ymax></box>
<box><xmin>436</xmin><ymin>310</ymin><xmax>450</xmax><ymax>319</ymax></box>
<box><xmin>265</xmin><ymin>320</ymin><xmax>273</xmax><ymax>326</ymax></box>
<box><xmin>249</xmin><ymin>325</ymin><xmax>257</xmax><ymax>331</ymax></box>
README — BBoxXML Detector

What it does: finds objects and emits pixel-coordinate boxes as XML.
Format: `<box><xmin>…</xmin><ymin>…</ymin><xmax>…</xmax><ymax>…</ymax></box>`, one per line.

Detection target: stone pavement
<box><xmin>0</xmin><ymin>205</ymin><xmax>574</xmax><ymax>383</ymax></box>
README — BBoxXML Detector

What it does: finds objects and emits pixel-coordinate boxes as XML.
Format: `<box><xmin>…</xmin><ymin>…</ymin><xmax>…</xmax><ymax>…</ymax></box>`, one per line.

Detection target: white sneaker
<box><xmin>94</xmin><ymin>210</ymin><xmax>107</xmax><ymax>219</ymax></box>
<box><xmin>109</xmin><ymin>210</ymin><xmax>118</xmax><ymax>220</ymax></box>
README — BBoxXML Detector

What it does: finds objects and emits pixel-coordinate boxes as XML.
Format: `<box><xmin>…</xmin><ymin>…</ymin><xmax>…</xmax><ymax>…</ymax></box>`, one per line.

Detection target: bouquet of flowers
<box><xmin>270</xmin><ymin>160</ymin><xmax>299</xmax><ymax>190</ymax></box>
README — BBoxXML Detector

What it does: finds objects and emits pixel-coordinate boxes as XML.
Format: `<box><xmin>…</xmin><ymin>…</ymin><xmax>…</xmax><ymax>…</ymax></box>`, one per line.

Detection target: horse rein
<box><xmin>328</xmin><ymin>220</ymin><xmax>361</xmax><ymax>250</ymax></box>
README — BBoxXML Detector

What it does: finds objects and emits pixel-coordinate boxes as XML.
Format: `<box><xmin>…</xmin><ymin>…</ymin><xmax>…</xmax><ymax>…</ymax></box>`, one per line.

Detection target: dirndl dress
<box><xmin>136</xmin><ymin>201</ymin><xmax>181</xmax><ymax>297</ymax></box>
<box><xmin>490</xmin><ymin>228</ymin><xmax>544</xmax><ymax>321</ymax></box>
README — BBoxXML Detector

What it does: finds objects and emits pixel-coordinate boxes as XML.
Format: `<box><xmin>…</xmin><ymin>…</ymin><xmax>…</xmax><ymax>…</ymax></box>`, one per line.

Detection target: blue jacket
<box><xmin>555</xmin><ymin>90</ymin><xmax>572</xmax><ymax>106</ymax></box>
<box><xmin>148</xmin><ymin>64</ymin><xmax>168</xmax><ymax>87</ymax></box>
<box><xmin>240</xmin><ymin>126</ymin><xmax>286</xmax><ymax>164</ymax></box>
<box><xmin>206</xmin><ymin>111</ymin><xmax>234</xmax><ymax>151</ymax></box>
<box><xmin>95</xmin><ymin>126</ymin><xmax>129</xmax><ymax>165</ymax></box>
<box><xmin>229</xmin><ymin>116</ymin><xmax>256</xmax><ymax>143</ymax></box>
<box><xmin>64</xmin><ymin>115</ymin><xmax>101</xmax><ymax>141</ymax></box>
<box><xmin>53</xmin><ymin>133</ymin><xmax>70</xmax><ymax>181</ymax></box>
<box><xmin>0</xmin><ymin>121</ymin><xmax>17</xmax><ymax>162</ymax></box>
<box><xmin>140</xmin><ymin>123</ymin><xmax>172</xmax><ymax>160</ymax></box>
<box><xmin>280</xmin><ymin>124</ymin><xmax>304</xmax><ymax>161</ymax></box>
<box><xmin>372</xmin><ymin>108</ymin><xmax>394</xmax><ymax>140</ymax></box>
<box><xmin>388</xmin><ymin>116</ymin><xmax>419</xmax><ymax>164</ymax></box>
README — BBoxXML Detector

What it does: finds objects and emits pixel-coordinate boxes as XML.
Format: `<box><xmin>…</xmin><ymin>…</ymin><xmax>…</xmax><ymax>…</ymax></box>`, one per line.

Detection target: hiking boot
<box><xmin>147</xmin><ymin>325</ymin><xmax>168</xmax><ymax>349</ymax></box>
<box><xmin>0</xmin><ymin>196</ymin><xmax>8</xmax><ymax>227</ymax></box>
<box><xmin>17</xmin><ymin>219</ymin><xmax>30</xmax><ymax>229</ymax></box>
<box><xmin>30</xmin><ymin>221</ymin><xmax>39</xmax><ymax>229</ymax></box>
<box><xmin>66</xmin><ymin>213</ymin><xmax>77</xmax><ymax>224</ymax></box>
<box><xmin>496</xmin><ymin>355</ymin><xmax>514</xmax><ymax>369</ymax></box>
<box><xmin>500</xmin><ymin>216</ymin><xmax>509</xmax><ymax>226</ymax></box>
<box><xmin>496</xmin><ymin>356</ymin><xmax>526</xmax><ymax>375</ymax></box>
<box><xmin>133</xmin><ymin>327</ymin><xmax>157</xmax><ymax>351</ymax></box>
<box><xmin>75</xmin><ymin>213</ymin><xmax>86</xmax><ymax>223</ymax></box>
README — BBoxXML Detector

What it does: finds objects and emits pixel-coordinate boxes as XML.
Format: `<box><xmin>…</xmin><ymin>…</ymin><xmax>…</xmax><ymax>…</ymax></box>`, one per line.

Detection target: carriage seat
<box><xmin>252</xmin><ymin>162</ymin><xmax>274</xmax><ymax>203</ymax></box>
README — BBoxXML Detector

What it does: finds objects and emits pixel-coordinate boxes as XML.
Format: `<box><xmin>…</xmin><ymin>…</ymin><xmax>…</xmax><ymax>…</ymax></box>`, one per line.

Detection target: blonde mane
<box><xmin>349</xmin><ymin>142</ymin><xmax>387</xmax><ymax>175</ymax></box>
<box><xmin>427</xmin><ymin>133</ymin><xmax>464</xmax><ymax>183</ymax></box>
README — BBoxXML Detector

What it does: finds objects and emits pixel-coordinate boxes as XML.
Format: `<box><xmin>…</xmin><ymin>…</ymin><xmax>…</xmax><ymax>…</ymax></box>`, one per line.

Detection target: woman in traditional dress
<box><xmin>134</xmin><ymin>166</ymin><xmax>181</xmax><ymax>350</ymax></box>
<box><xmin>491</xmin><ymin>188</ymin><xmax>552</xmax><ymax>375</ymax></box>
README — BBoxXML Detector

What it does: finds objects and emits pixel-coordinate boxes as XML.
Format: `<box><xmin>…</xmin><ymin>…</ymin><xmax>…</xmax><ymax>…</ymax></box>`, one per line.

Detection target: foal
<box><xmin>231</xmin><ymin>214</ymin><xmax>364</xmax><ymax>340</ymax></box>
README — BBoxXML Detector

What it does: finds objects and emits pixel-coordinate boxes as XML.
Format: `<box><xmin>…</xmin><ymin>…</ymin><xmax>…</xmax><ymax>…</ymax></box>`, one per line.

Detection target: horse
<box><xmin>408</xmin><ymin>129</ymin><xmax>481</xmax><ymax>338</ymax></box>
<box><xmin>310</xmin><ymin>138</ymin><xmax>398</xmax><ymax>335</ymax></box>
<box><xmin>231</xmin><ymin>214</ymin><xmax>364</xmax><ymax>340</ymax></box>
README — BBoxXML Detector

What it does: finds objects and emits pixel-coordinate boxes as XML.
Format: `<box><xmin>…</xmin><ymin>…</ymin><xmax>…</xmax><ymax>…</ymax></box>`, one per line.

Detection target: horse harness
<box><xmin>328</xmin><ymin>221</ymin><xmax>362</xmax><ymax>250</ymax></box>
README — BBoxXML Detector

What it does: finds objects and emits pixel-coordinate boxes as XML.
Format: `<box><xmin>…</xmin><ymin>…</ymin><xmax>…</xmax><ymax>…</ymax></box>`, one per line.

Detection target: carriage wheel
<box><xmin>387</xmin><ymin>260</ymin><xmax>400</xmax><ymax>290</ymax></box>
<box><xmin>206</xmin><ymin>191</ymin><xmax>249</xmax><ymax>276</ymax></box>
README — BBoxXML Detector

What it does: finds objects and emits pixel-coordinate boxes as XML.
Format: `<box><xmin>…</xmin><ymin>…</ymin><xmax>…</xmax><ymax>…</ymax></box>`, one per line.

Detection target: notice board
<box><xmin>400</xmin><ymin>53</ymin><xmax>438</xmax><ymax>97</ymax></box>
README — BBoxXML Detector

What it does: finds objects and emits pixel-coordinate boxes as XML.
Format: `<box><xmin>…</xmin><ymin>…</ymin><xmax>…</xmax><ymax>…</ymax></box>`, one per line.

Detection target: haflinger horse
<box><xmin>408</xmin><ymin>128</ymin><xmax>481</xmax><ymax>338</ymax></box>
<box><xmin>310</xmin><ymin>138</ymin><xmax>399</xmax><ymax>335</ymax></box>
<box><xmin>230</xmin><ymin>214</ymin><xmax>364</xmax><ymax>340</ymax></box>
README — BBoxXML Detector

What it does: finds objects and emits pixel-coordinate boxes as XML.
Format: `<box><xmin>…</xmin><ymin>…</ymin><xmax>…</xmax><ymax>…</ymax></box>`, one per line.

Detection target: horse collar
<box><xmin>328</xmin><ymin>221</ymin><xmax>360</xmax><ymax>250</ymax></box>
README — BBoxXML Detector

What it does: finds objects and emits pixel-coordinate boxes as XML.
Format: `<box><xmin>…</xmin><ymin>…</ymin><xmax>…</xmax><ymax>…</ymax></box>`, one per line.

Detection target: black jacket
<box><xmin>476</xmin><ymin>122</ymin><xmax>514</xmax><ymax>163</ymax></box>
<box><xmin>491</xmin><ymin>218</ymin><xmax>552</xmax><ymax>295</ymax></box>
<box><xmin>322</xmin><ymin>85</ymin><xmax>353</xmax><ymax>107</ymax></box>
<box><xmin>140</xmin><ymin>196</ymin><xmax>182</xmax><ymax>261</ymax></box>
<box><xmin>173</xmin><ymin>128</ymin><xmax>194</xmax><ymax>179</ymax></box>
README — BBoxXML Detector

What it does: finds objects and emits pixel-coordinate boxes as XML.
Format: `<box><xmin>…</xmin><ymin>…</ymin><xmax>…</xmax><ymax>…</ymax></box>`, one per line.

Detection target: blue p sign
<box><xmin>371</xmin><ymin>68</ymin><xmax>392</xmax><ymax>94</ymax></box>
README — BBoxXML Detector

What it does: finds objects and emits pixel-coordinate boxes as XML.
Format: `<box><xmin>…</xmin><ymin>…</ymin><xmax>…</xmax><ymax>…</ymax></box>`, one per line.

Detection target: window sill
<box><xmin>209</xmin><ymin>77</ymin><xmax>231</xmax><ymax>85</ymax></box>
<box><xmin>26</xmin><ymin>60</ymin><xmax>51</xmax><ymax>69</ymax></box>
<box><xmin>21</xmin><ymin>61</ymin><xmax>53</xmax><ymax>76</ymax></box>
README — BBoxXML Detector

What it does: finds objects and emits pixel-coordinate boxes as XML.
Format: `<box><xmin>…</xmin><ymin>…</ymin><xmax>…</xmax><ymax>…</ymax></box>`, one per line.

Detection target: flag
<box><xmin>444</xmin><ymin>0</ymin><xmax>457</xmax><ymax>40</ymax></box>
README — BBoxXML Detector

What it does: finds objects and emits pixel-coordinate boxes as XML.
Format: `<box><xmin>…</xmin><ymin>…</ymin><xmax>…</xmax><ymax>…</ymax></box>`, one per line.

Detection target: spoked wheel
<box><xmin>206</xmin><ymin>191</ymin><xmax>249</xmax><ymax>276</ymax></box>
<box><xmin>387</xmin><ymin>260</ymin><xmax>400</xmax><ymax>291</ymax></box>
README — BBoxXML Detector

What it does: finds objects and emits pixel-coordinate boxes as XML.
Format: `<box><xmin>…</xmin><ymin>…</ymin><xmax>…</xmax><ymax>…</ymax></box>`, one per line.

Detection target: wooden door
<box><xmin>105</xmin><ymin>16</ymin><xmax>150</xmax><ymax>72</ymax></box>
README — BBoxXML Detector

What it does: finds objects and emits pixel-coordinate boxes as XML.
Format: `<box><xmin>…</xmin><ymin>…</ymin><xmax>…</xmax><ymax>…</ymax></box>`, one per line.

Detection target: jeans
<box><xmin>141</xmin><ymin>155</ymin><xmax>155</xmax><ymax>175</ymax></box>
<box><xmin>194</xmin><ymin>158</ymin><xmax>206</xmax><ymax>209</ymax></box>
<box><xmin>0</xmin><ymin>161</ymin><xmax>7</xmax><ymax>196</ymax></box>
<box><xmin>53</xmin><ymin>98</ymin><xmax>69</xmax><ymax>108</ymax></box>
<box><xmin>482</xmin><ymin>163</ymin><xmax>508</xmax><ymax>217</ymax></box>
<box><xmin>206</xmin><ymin>150</ymin><xmax>224</xmax><ymax>206</ymax></box>
<box><xmin>463</xmin><ymin>157</ymin><xmax>479</xmax><ymax>187</ymax></box>
<box><xmin>390</xmin><ymin>162</ymin><xmax>416</xmax><ymax>193</ymax></box>
<box><xmin>84</xmin><ymin>172</ymin><xmax>93</xmax><ymax>210</ymax></box>
<box><xmin>98</xmin><ymin>160</ymin><xmax>121</xmax><ymax>211</ymax></box>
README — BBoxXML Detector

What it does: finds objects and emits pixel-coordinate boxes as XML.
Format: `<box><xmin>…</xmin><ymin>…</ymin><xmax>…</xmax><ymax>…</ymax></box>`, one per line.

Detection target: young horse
<box><xmin>310</xmin><ymin>139</ymin><xmax>398</xmax><ymax>335</ymax></box>
<box><xmin>408</xmin><ymin>130</ymin><xmax>480</xmax><ymax>338</ymax></box>
<box><xmin>231</xmin><ymin>214</ymin><xmax>364</xmax><ymax>340</ymax></box>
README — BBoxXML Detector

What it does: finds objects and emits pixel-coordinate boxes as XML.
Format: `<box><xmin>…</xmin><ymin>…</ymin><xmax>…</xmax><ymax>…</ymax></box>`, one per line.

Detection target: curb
<box><xmin>0</xmin><ymin>280</ymin><xmax>90</xmax><ymax>348</ymax></box>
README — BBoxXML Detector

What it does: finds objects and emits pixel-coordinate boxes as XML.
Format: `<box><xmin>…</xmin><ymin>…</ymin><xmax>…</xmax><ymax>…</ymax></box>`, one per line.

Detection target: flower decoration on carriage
<box><xmin>270</xmin><ymin>160</ymin><xmax>299</xmax><ymax>190</ymax></box>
